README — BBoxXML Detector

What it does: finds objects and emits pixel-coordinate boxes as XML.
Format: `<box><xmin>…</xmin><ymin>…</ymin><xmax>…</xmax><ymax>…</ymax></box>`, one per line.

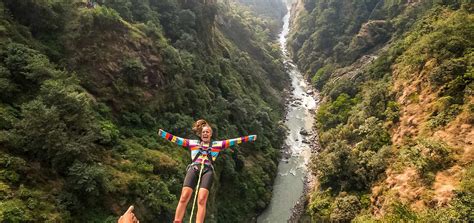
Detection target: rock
<box><xmin>300</xmin><ymin>129</ymin><xmax>309</xmax><ymax>135</ymax></box>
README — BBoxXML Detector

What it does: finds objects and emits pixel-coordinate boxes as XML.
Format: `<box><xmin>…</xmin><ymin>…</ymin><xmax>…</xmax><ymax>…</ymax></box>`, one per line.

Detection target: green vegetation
<box><xmin>234</xmin><ymin>0</ymin><xmax>287</xmax><ymax>37</ymax></box>
<box><xmin>289</xmin><ymin>0</ymin><xmax>404</xmax><ymax>74</ymax></box>
<box><xmin>290</xmin><ymin>0</ymin><xmax>473</xmax><ymax>222</ymax></box>
<box><xmin>399</xmin><ymin>139</ymin><xmax>455</xmax><ymax>182</ymax></box>
<box><xmin>354</xmin><ymin>163</ymin><xmax>474</xmax><ymax>222</ymax></box>
<box><xmin>0</xmin><ymin>0</ymin><xmax>287</xmax><ymax>222</ymax></box>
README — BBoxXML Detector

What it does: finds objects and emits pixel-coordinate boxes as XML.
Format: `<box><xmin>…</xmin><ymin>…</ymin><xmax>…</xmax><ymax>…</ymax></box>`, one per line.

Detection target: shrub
<box><xmin>317</xmin><ymin>93</ymin><xmax>358</xmax><ymax>130</ymax></box>
<box><xmin>3</xmin><ymin>0</ymin><xmax>64</xmax><ymax>36</ymax></box>
<box><xmin>318</xmin><ymin>124</ymin><xmax>355</xmax><ymax>148</ymax></box>
<box><xmin>128</xmin><ymin>178</ymin><xmax>176</xmax><ymax>221</ymax></box>
<box><xmin>0</xmin><ymin>153</ymin><xmax>27</xmax><ymax>185</ymax></box>
<box><xmin>90</xmin><ymin>6</ymin><xmax>122</xmax><ymax>29</ymax></box>
<box><xmin>439</xmin><ymin>75</ymin><xmax>470</xmax><ymax>104</ymax></box>
<box><xmin>2</xmin><ymin>43</ymin><xmax>57</xmax><ymax>90</ymax></box>
<box><xmin>353</xmin><ymin>117</ymin><xmax>391</xmax><ymax>151</ymax></box>
<box><xmin>13</xmin><ymin>77</ymin><xmax>99</xmax><ymax>171</ymax></box>
<box><xmin>427</xmin><ymin>104</ymin><xmax>462</xmax><ymax>129</ymax></box>
<box><xmin>78</xmin><ymin>5</ymin><xmax>123</xmax><ymax>32</ymax></box>
<box><xmin>0</xmin><ymin>104</ymin><xmax>17</xmax><ymax>130</ymax></box>
<box><xmin>67</xmin><ymin>162</ymin><xmax>108</xmax><ymax>197</ymax></box>
<box><xmin>384</xmin><ymin>100</ymin><xmax>400</xmax><ymax>123</ymax></box>
<box><xmin>313</xmin><ymin>140</ymin><xmax>355</xmax><ymax>191</ymax></box>
<box><xmin>307</xmin><ymin>189</ymin><xmax>332</xmax><ymax>222</ymax></box>
<box><xmin>0</xmin><ymin>199</ymin><xmax>33</xmax><ymax>222</ymax></box>
<box><xmin>314</xmin><ymin>131</ymin><xmax>391</xmax><ymax>192</ymax></box>
<box><xmin>102</xmin><ymin>0</ymin><xmax>132</xmax><ymax>21</ymax></box>
<box><xmin>0</xmin><ymin>65</ymin><xmax>17</xmax><ymax>100</ymax></box>
<box><xmin>330</xmin><ymin>194</ymin><xmax>361</xmax><ymax>222</ymax></box>
<box><xmin>366</xmin><ymin>53</ymin><xmax>394</xmax><ymax>80</ymax></box>
<box><xmin>98</xmin><ymin>120</ymin><xmax>119</xmax><ymax>146</ymax></box>
<box><xmin>385</xmin><ymin>202</ymin><xmax>419</xmax><ymax>222</ymax></box>
<box><xmin>450</xmin><ymin>164</ymin><xmax>474</xmax><ymax>221</ymax></box>
<box><xmin>399</xmin><ymin>139</ymin><xmax>454</xmax><ymax>180</ymax></box>
<box><xmin>362</xmin><ymin>81</ymin><xmax>391</xmax><ymax>119</ymax></box>
<box><xmin>326</xmin><ymin>77</ymin><xmax>359</xmax><ymax>100</ymax></box>
<box><xmin>121</xmin><ymin>58</ymin><xmax>145</xmax><ymax>85</ymax></box>
<box><xmin>429</xmin><ymin>58</ymin><xmax>467</xmax><ymax>87</ymax></box>
<box><xmin>178</xmin><ymin>9</ymin><xmax>196</xmax><ymax>28</ymax></box>
<box><xmin>311</xmin><ymin>65</ymin><xmax>333</xmax><ymax>90</ymax></box>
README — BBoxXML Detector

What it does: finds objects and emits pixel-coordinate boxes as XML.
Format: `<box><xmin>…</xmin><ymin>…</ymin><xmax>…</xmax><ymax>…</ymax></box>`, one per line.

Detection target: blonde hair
<box><xmin>192</xmin><ymin>119</ymin><xmax>212</xmax><ymax>136</ymax></box>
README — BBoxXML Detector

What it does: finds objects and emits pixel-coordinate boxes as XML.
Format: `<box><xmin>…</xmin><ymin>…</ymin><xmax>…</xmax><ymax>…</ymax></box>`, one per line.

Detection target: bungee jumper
<box><xmin>158</xmin><ymin>119</ymin><xmax>257</xmax><ymax>223</ymax></box>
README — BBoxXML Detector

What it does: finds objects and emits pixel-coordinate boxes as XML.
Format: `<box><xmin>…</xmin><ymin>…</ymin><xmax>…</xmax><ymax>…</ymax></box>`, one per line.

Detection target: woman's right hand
<box><xmin>118</xmin><ymin>206</ymin><xmax>139</xmax><ymax>223</ymax></box>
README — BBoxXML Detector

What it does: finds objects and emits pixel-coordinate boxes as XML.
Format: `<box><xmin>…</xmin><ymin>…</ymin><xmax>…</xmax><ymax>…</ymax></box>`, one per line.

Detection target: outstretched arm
<box><xmin>158</xmin><ymin>129</ymin><xmax>197</xmax><ymax>148</ymax></box>
<box><xmin>212</xmin><ymin>135</ymin><xmax>257</xmax><ymax>150</ymax></box>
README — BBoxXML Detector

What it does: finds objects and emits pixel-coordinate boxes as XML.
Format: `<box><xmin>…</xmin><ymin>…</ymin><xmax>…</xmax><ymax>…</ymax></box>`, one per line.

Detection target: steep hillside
<box><xmin>234</xmin><ymin>0</ymin><xmax>287</xmax><ymax>36</ymax></box>
<box><xmin>236</xmin><ymin>0</ymin><xmax>287</xmax><ymax>19</ymax></box>
<box><xmin>289</xmin><ymin>0</ymin><xmax>473</xmax><ymax>222</ymax></box>
<box><xmin>0</xmin><ymin>0</ymin><xmax>288</xmax><ymax>222</ymax></box>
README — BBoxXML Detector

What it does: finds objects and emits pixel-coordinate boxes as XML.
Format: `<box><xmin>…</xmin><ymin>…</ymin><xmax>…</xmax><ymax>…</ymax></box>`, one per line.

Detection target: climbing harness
<box><xmin>189</xmin><ymin>154</ymin><xmax>207</xmax><ymax>223</ymax></box>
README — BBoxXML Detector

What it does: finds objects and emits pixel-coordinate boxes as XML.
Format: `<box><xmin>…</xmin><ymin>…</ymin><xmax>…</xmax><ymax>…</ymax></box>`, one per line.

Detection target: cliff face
<box><xmin>289</xmin><ymin>1</ymin><xmax>473</xmax><ymax>222</ymax></box>
<box><xmin>0</xmin><ymin>0</ymin><xmax>288</xmax><ymax>222</ymax></box>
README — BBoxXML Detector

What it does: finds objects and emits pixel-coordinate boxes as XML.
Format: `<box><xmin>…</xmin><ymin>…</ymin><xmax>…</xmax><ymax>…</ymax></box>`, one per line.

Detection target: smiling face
<box><xmin>201</xmin><ymin>126</ymin><xmax>213</xmax><ymax>143</ymax></box>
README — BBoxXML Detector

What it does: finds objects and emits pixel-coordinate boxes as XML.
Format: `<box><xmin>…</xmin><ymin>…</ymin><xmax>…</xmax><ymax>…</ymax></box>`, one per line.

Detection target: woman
<box><xmin>158</xmin><ymin>120</ymin><xmax>257</xmax><ymax>223</ymax></box>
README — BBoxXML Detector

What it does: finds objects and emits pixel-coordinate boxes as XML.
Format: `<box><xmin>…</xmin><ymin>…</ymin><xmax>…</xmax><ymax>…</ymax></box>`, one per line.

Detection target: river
<box><xmin>257</xmin><ymin>5</ymin><xmax>318</xmax><ymax>223</ymax></box>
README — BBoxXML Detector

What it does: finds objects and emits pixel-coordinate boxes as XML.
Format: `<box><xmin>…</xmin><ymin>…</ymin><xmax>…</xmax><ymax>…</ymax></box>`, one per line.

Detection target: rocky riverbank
<box><xmin>287</xmin><ymin>89</ymin><xmax>321</xmax><ymax>222</ymax></box>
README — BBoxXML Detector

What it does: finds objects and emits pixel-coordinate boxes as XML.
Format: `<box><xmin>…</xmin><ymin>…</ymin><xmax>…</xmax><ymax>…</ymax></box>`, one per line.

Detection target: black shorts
<box><xmin>183</xmin><ymin>164</ymin><xmax>214</xmax><ymax>190</ymax></box>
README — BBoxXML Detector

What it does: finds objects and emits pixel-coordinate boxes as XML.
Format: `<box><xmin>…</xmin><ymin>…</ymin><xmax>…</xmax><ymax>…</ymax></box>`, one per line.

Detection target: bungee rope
<box><xmin>189</xmin><ymin>156</ymin><xmax>206</xmax><ymax>223</ymax></box>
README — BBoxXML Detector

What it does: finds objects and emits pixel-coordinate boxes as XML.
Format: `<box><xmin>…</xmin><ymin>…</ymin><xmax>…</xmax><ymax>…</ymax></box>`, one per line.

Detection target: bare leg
<box><xmin>174</xmin><ymin>187</ymin><xmax>193</xmax><ymax>222</ymax></box>
<box><xmin>196</xmin><ymin>188</ymin><xmax>209</xmax><ymax>223</ymax></box>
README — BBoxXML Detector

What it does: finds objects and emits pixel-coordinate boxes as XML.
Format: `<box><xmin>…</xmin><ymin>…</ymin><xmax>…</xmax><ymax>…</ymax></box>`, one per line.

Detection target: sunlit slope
<box><xmin>289</xmin><ymin>1</ymin><xmax>473</xmax><ymax>222</ymax></box>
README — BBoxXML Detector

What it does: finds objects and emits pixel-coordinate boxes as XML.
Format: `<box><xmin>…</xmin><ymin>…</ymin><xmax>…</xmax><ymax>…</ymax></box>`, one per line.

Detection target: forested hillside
<box><xmin>289</xmin><ymin>0</ymin><xmax>473</xmax><ymax>222</ymax></box>
<box><xmin>236</xmin><ymin>0</ymin><xmax>287</xmax><ymax>19</ymax></box>
<box><xmin>0</xmin><ymin>0</ymin><xmax>288</xmax><ymax>222</ymax></box>
<box><xmin>234</xmin><ymin>0</ymin><xmax>287</xmax><ymax>36</ymax></box>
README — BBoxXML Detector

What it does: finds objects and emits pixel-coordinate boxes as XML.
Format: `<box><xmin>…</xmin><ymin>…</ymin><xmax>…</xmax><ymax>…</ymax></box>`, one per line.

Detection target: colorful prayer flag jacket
<box><xmin>158</xmin><ymin>129</ymin><xmax>257</xmax><ymax>166</ymax></box>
